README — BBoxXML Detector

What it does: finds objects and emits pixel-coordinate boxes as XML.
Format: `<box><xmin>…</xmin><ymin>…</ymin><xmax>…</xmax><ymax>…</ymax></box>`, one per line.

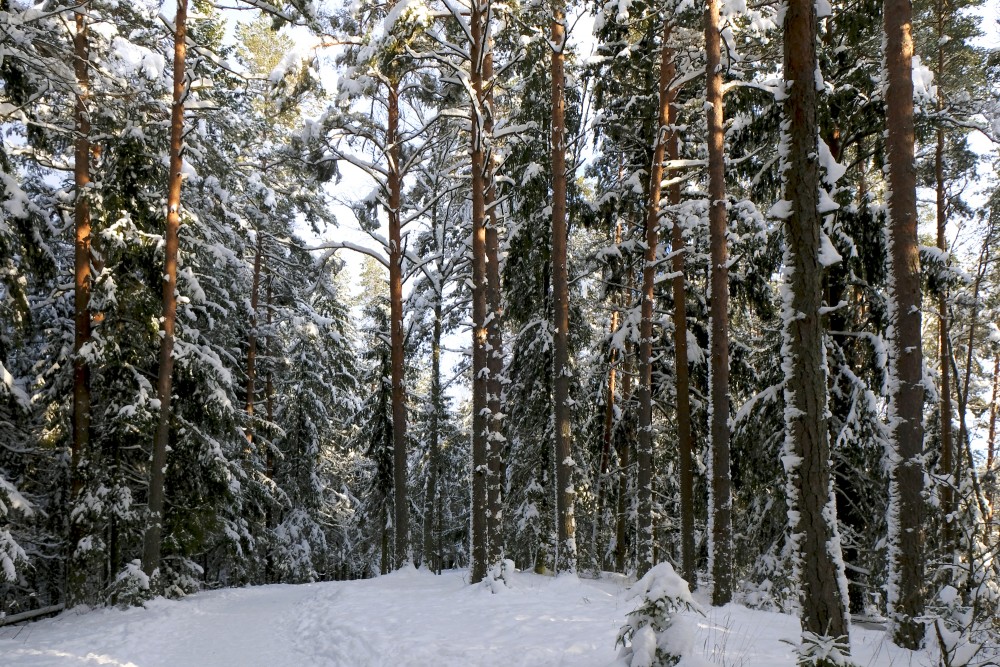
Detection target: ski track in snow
<box><xmin>0</xmin><ymin>568</ymin><xmax>918</xmax><ymax>666</ymax></box>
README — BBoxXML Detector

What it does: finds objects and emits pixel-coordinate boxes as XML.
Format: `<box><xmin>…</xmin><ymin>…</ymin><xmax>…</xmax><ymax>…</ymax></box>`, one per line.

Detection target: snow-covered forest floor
<box><xmin>0</xmin><ymin>568</ymin><xmax>927</xmax><ymax>667</ymax></box>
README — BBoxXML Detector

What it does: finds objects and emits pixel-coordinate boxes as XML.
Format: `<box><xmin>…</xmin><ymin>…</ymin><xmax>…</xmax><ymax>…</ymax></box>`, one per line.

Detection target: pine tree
<box><xmin>779</xmin><ymin>0</ymin><xmax>852</xmax><ymax>658</ymax></box>
<box><xmin>884</xmin><ymin>0</ymin><xmax>927</xmax><ymax>645</ymax></box>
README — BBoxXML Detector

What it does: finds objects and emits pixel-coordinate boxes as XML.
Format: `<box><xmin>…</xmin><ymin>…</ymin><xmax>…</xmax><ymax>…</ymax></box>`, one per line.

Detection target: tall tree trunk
<box><xmin>387</xmin><ymin>80</ymin><xmax>410</xmax><ymax>570</ymax></box>
<box><xmin>987</xmin><ymin>354</ymin><xmax>999</xmax><ymax>475</ymax></box>
<box><xmin>69</xmin><ymin>8</ymin><xmax>92</xmax><ymax>603</ymax></box>
<box><xmin>142</xmin><ymin>0</ymin><xmax>188</xmax><ymax>578</ymax></box>
<box><xmin>469</xmin><ymin>0</ymin><xmax>490</xmax><ymax>583</ymax></box>
<box><xmin>424</xmin><ymin>296</ymin><xmax>442</xmax><ymax>572</ymax></box>
<box><xmin>705</xmin><ymin>0</ymin><xmax>732</xmax><ymax>605</ymax></box>
<box><xmin>986</xmin><ymin>354</ymin><xmax>999</xmax><ymax>535</ymax></box>
<box><xmin>884</xmin><ymin>0</ymin><xmax>926</xmax><ymax>645</ymax></box>
<box><xmin>551</xmin><ymin>0</ymin><xmax>576</xmax><ymax>574</ymax></box>
<box><xmin>245</xmin><ymin>234</ymin><xmax>263</xmax><ymax>444</ymax></box>
<box><xmin>781</xmin><ymin>0</ymin><xmax>851</xmax><ymax>653</ymax></box>
<box><xmin>667</xmin><ymin>52</ymin><xmax>695</xmax><ymax>591</ymax></box>
<box><xmin>615</xmin><ymin>337</ymin><xmax>634</xmax><ymax>574</ymax></box>
<box><xmin>484</xmin><ymin>21</ymin><xmax>505</xmax><ymax>571</ymax></box>
<box><xmin>593</xmin><ymin>223</ymin><xmax>622</xmax><ymax>572</ymax></box>
<box><xmin>636</xmin><ymin>18</ymin><xmax>675</xmax><ymax>579</ymax></box>
<box><xmin>265</xmin><ymin>272</ymin><xmax>274</xmax><ymax>481</ymax></box>
<box><xmin>934</xmin><ymin>0</ymin><xmax>954</xmax><ymax>559</ymax></box>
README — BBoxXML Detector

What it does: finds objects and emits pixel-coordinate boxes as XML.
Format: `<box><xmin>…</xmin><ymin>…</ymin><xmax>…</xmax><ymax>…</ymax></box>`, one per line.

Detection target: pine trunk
<box><xmin>934</xmin><ymin>0</ymin><xmax>954</xmax><ymax>557</ymax></box>
<box><xmin>424</xmin><ymin>298</ymin><xmax>442</xmax><ymax>572</ymax></box>
<box><xmin>245</xmin><ymin>234</ymin><xmax>262</xmax><ymax>444</ymax></box>
<box><xmin>387</xmin><ymin>80</ymin><xmax>410</xmax><ymax>570</ymax></box>
<box><xmin>615</xmin><ymin>338</ymin><xmax>634</xmax><ymax>574</ymax></box>
<box><xmin>484</xmin><ymin>26</ymin><xmax>505</xmax><ymax>570</ymax></box>
<box><xmin>265</xmin><ymin>273</ymin><xmax>274</xmax><ymax>481</ymax></box>
<box><xmin>469</xmin><ymin>0</ymin><xmax>490</xmax><ymax>583</ymax></box>
<box><xmin>593</xmin><ymin>231</ymin><xmax>621</xmax><ymax>572</ymax></box>
<box><xmin>69</xmin><ymin>8</ymin><xmax>92</xmax><ymax>603</ymax></box>
<box><xmin>551</xmin><ymin>0</ymin><xmax>576</xmax><ymax>574</ymax></box>
<box><xmin>986</xmin><ymin>354</ymin><xmax>998</xmax><ymax>535</ymax></box>
<box><xmin>142</xmin><ymin>0</ymin><xmax>188</xmax><ymax>578</ymax></box>
<box><xmin>987</xmin><ymin>354</ymin><xmax>998</xmax><ymax>474</ymax></box>
<box><xmin>782</xmin><ymin>0</ymin><xmax>851</xmax><ymax>651</ymax></box>
<box><xmin>636</xmin><ymin>19</ymin><xmax>675</xmax><ymax>579</ymax></box>
<box><xmin>705</xmin><ymin>0</ymin><xmax>732</xmax><ymax>605</ymax></box>
<box><xmin>666</xmin><ymin>60</ymin><xmax>695</xmax><ymax>591</ymax></box>
<box><xmin>884</xmin><ymin>0</ymin><xmax>926</xmax><ymax>645</ymax></box>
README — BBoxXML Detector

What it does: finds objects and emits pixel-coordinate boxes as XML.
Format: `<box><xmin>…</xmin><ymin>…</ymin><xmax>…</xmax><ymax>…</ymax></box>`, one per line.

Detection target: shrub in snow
<box><xmin>484</xmin><ymin>558</ymin><xmax>516</xmax><ymax>593</ymax></box>
<box><xmin>929</xmin><ymin>583</ymin><xmax>1000</xmax><ymax>667</ymax></box>
<box><xmin>271</xmin><ymin>508</ymin><xmax>327</xmax><ymax>583</ymax></box>
<box><xmin>616</xmin><ymin>562</ymin><xmax>701</xmax><ymax>667</ymax></box>
<box><xmin>794</xmin><ymin>631</ymin><xmax>852</xmax><ymax>667</ymax></box>
<box><xmin>109</xmin><ymin>560</ymin><xmax>151</xmax><ymax>607</ymax></box>
<box><xmin>159</xmin><ymin>557</ymin><xmax>204</xmax><ymax>599</ymax></box>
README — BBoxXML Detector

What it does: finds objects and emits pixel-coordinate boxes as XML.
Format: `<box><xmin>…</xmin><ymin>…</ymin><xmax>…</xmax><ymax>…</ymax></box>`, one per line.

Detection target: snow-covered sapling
<box><xmin>616</xmin><ymin>562</ymin><xmax>702</xmax><ymax>667</ymax></box>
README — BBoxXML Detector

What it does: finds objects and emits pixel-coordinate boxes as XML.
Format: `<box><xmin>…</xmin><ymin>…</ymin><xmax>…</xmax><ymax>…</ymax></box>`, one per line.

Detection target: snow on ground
<box><xmin>0</xmin><ymin>567</ymin><xmax>921</xmax><ymax>666</ymax></box>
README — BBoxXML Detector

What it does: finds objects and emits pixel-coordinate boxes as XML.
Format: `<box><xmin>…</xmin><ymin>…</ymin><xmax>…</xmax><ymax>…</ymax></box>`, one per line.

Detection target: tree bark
<box><xmin>987</xmin><ymin>354</ymin><xmax>998</xmax><ymax>475</ymax></box>
<box><xmin>424</xmin><ymin>296</ymin><xmax>442</xmax><ymax>573</ymax></box>
<box><xmin>615</xmin><ymin>337</ymin><xmax>634</xmax><ymax>574</ymax></box>
<box><xmin>245</xmin><ymin>233</ymin><xmax>263</xmax><ymax>444</ymax></box>
<box><xmin>69</xmin><ymin>8</ymin><xmax>92</xmax><ymax>603</ymax></box>
<box><xmin>469</xmin><ymin>0</ymin><xmax>490</xmax><ymax>583</ymax></box>
<box><xmin>986</xmin><ymin>354</ymin><xmax>998</xmax><ymax>535</ymax></box>
<box><xmin>666</xmin><ymin>57</ymin><xmax>695</xmax><ymax>591</ymax></box>
<box><xmin>934</xmin><ymin>0</ymin><xmax>954</xmax><ymax>558</ymax></box>
<box><xmin>483</xmin><ymin>19</ymin><xmax>505</xmax><ymax>571</ymax></box>
<box><xmin>884</xmin><ymin>0</ymin><xmax>926</xmax><ymax>645</ymax></box>
<box><xmin>593</xmin><ymin>222</ymin><xmax>622</xmax><ymax>572</ymax></box>
<box><xmin>387</xmin><ymin>80</ymin><xmax>410</xmax><ymax>570</ymax></box>
<box><xmin>636</xmin><ymin>18</ymin><xmax>676</xmax><ymax>579</ymax></box>
<box><xmin>265</xmin><ymin>272</ymin><xmax>274</xmax><ymax>480</ymax></box>
<box><xmin>551</xmin><ymin>0</ymin><xmax>576</xmax><ymax>574</ymax></box>
<box><xmin>781</xmin><ymin>0</ymin><xmax>851</xmax><ymax>651</ymax></box>
<box><xmin>705</xmin><ymin>0</ymin><xmax>732</xmax><ymax>605</ymax></box>
<box><xmin>142</xmin><ymin>0</ymin><xmax>188</xmax><ymax>578</ymax></box>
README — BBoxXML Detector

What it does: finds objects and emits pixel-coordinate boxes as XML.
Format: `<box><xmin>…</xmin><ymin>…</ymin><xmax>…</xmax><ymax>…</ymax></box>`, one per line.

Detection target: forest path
<box><xmin>0</xmin><ymin>568</ymin><xmax>629</xmax><ymax>666</ymax></box>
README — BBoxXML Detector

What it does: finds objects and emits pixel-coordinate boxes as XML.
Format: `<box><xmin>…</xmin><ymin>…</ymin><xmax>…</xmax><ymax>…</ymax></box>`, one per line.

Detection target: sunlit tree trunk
<box><xmin>69</xmin><ymin>7</ymin><xmax>92</xmax><ymax>603</ymax></box>
<box><xmin>143</xmin><ymin>0</ymin><xmax>188</xmax><ymax>578</ymax></box>
<box><xmin>884</xmin><ymin>0</ymin><xmax>926</xmax><ymax>645</ymax></box>
<box><xmin>387</xmin><ymin>79</ymin><xmax>410</xmax><ymax>570</ymax></box>
<box><xmin>705</xmin><ymin>0</ymin><xmax>732</xmax><ymax>604</ymax></box>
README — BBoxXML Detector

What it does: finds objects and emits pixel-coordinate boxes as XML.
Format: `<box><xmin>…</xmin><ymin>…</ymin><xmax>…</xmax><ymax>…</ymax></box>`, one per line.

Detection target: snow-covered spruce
<box><xmin>616</xmin><ymin>562</ymin><xmax>701</xmax><ymax>667</ymax></box>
